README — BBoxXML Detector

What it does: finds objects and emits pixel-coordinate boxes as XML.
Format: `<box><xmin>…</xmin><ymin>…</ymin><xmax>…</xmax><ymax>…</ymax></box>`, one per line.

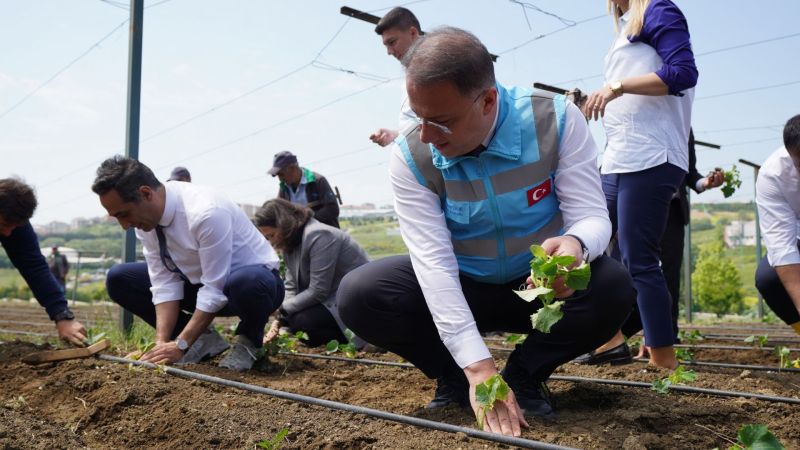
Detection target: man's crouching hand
<box><xmin>465</xmin><ymin>358</ymin><xmax>529</xmax><ymax>437</ymax></box>
<box><xmin>140</xmin><ymin>341</ymin><xmax>184</xmax><ymax>365</ymax></box>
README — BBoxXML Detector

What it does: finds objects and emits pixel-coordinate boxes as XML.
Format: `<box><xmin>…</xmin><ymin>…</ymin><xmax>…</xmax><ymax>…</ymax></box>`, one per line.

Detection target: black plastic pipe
<box><xmin>97</xmin><ymin>354</ymin><xmax>577</xmax><ymax>450</ymax></box>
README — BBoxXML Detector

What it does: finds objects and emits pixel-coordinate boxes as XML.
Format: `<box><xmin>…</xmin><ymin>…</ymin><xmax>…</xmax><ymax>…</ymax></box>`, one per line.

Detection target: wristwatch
<box><xmin>609</xmin><ymin>80</ymin><xmax>624</xmax><ymax>97</ymax></box>
<box><xmin>52</xmin><ymin>309</ymin><xmax>75</xmax><ymax>322</ymax></box>
<box><xmin>565</xmin><ymin>234</ymin><xmax>590</xmax><ymax>263</ymax></box>
<box><xmin>174</xmin><ymin>337</ymin><xmax>189</xmax><ymax>352</ymax></box>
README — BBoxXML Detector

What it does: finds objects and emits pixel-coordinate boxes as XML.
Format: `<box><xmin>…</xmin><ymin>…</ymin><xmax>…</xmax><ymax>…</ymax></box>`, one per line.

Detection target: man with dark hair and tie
<box><xmin>92</xmin><ymin>156</ymin><xmax>284</xmax><ymax>371</ymax></box>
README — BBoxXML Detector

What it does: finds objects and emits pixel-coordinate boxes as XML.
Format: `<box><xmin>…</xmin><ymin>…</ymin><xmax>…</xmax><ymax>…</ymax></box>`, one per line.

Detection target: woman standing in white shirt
<box><xmin>579</xmin><ymin>0</ymin><xmax>697</xmax><ymax>369</ymax></box>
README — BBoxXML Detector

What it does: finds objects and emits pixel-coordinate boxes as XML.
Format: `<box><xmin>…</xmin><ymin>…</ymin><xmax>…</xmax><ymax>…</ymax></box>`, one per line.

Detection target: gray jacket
<box><xmin>280</xmin><ymin>218</ymin><xmax>368</xmax><ymax>340</ymax></box>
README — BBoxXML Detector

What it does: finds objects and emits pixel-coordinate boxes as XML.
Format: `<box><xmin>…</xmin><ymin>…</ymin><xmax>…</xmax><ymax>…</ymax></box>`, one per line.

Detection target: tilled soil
<box><xmin>1</xmin><ymin>301</ymin><xmax>799</xmax><ymax>449</ymax></box>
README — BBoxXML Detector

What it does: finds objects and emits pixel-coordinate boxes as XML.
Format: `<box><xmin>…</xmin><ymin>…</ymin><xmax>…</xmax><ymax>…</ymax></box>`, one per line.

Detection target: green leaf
<box><xmin>344</xmin><ymin>329</ymin><xmax>356</xmax><ymax>343</ymax></box>
<box><xmin>530</xmin><ymin>245</ymin><xmax>547</xmax><ymax>259</ymax></box>
<box><xmin>295</xmin><ymin>331</ymin><xmax>309</xmax><ymax>341</ymax></box>
<box><xmin>540</xmin><ymin>260</ymin><xmax>558</xmax><ymax>277</ymax></box>
<box><xmin>550</xmin><ymin>255</ymin><xmax>576</xmax><ymax>267</ymax></box>
<box><xmin>565</xmin><ymin>262</ymin><xmax>591</xmax><ymax>290</ymax></box>
<box><xmin>530</xmin><ymin>301</ymin><xmax>564</xmax><ymax>333</ymax></box>
<box><xmin>737</xmin><ymin>424</ymin><xmax>785</xmax><ymax>450</ymax></box>
<box><xmin>513</xmin><ymin>286</ymin><xmax>553</xmax><ymax>302</ymax></box>
<box><xmin>475</xmin><ymin>374</ymin><xmax>509</xmax><ymax>411</ymax></box>
<box><xmin>504</xmin><ymin>334</ymin><xmax>527</xmax><ymax>345</ymax></box>
<box><xmin>325</xmin><ymin>340</ymin><xmax>339</xmax><ymax>353</ymax></box>
<box><xmin>651</xmin><ymin>378</ymin><xmax>671</xmax><ymax>394</ymax></box>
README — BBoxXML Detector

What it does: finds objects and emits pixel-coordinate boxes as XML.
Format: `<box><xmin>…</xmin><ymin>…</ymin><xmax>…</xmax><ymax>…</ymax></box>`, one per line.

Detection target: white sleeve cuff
<box><xmin>150</xmin><ymin>281</ymin><xmax>185</xmax><ymax>305</ymax></box>
<box><xmin>195</xmin><ymin>287</ymin><xmax>228</xmax><ymax>314</ymax></box>
<box><xmin>443</xmin><ymin>327</ymin><xmax>492</xmax><ymax>369</ymax></box>
<box><xmin>694</xmin><ymin>178</ymin><xmax>706</xmax><ymax>193</ymax></box>
<box><xmin>564</xmin><ymin>216</ymin><xmax>612</xmax><ymax>263</ymax></box>
<box><xmin>768</xmin><ymin>248</ymin><xmax>800</xmax><ymax>267</ymax></box>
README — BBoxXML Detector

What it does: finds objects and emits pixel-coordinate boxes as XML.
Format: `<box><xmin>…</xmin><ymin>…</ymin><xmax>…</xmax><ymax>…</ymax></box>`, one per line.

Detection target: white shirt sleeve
<box><xmin>192</xmin><ymin>209</ymin><xmax>234</xmax><ymax>313</ymax></box>
<box><xmin>139</xmin><ymin>229</ymin><xmax>185</xmax><ymax>305</ymax></box>
<box><xmin>757</xmin><ymin>170</ymin><xmax>800</xmax><ymax>267</ymax></box>
<box><xmin>554</xmin><ymin>102</ymin><xmax>612</xmax><ymax>261</ymax></box>
<box><xmin>389</xmin><ymin>148</ymin><xmax>491</xmax><ymax>369</ymax></box>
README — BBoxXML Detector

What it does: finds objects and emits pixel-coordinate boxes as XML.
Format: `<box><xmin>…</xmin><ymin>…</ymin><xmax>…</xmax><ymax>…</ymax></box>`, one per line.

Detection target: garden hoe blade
<box><xmin>22</xmin><ymin>339</ymin><xmax>110</xmax><ymax>365</ymax></box>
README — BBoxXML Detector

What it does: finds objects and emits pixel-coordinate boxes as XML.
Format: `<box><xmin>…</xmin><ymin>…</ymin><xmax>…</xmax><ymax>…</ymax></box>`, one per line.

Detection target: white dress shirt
<box><xmin>600</xmin><ymin>10</ymin><xmax>693</xmax><ymax>174</ymax></box>
<box><xmin>756</xmin><ymin>146</ymin><xmax>800</xmax><ymax>267</ymax></box>
<box><xmin>390</xmin><ymin>101</ymin><xmax>611</xmax><ymax>369</ymax></box>
<box><xmin>136</xmin><ymin>182</ymin><xmax>280</xmax><ymax>313</ymax></box>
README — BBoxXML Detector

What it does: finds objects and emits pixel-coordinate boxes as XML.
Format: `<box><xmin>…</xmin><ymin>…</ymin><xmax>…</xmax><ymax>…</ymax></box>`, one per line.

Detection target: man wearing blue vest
<box><xmin>338</xmin><ymin>27</ymin><xmax>635</xmax><ymax>437</ymax></box>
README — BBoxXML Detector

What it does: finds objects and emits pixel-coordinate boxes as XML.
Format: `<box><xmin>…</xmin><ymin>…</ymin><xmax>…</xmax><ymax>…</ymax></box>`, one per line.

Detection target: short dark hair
<box><xmin>0</xmin><ymin>178</ymin><xmax>37</xmax><ymax>223</ymax></box>
<box><xmin>375</xmin><ymin>7</ymin><xmax>420</xmax><ymax>35</ymax></box>
<box><xmin>91</xmin><ymin>155</ymin><xmax>162</xmax><ymax>203</ymax></box>
<box><xmin>784</xmin><ymin>114</ymin><xmax>800</xmax><ymax>154</ymax></box>
<box><xmin>403</xmin><ymin>27</ymin><xmax>495</xmax><ymax>97</ymax></box>
<box><xmin>253</xmin><ymin>198</ymin><xmax>313</xmax><ymax>252</ymax></box>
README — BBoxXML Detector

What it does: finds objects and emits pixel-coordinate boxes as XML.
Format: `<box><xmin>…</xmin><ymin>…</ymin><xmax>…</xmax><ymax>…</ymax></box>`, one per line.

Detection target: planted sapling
<box><xmin>504</xmin><ymin>334</ymin><xmax>527</xmax><ymax>346</ymax></box>
<box><xmin>513</xmin><ymin>244</ymin><xmax>591</xmax><ymax>333</ymax></box>
<box><xmin>325</xmin><ymin>329</ymin><xmax>358</xmax><ymax>358</ymax></box>
<box><xmin>678</xmin><ymin>329</ymin><xmax>704</xmax><ymax>345</ymax></box>
<box><xmin>719</xmin><ymin>165</ymin><xmax>742</xmax><ymax>198</ymax></box>
<box><xmin>674</xmin><ymin>347</ymin><xmax>695</xmax><ymax>362</ymax></box>
<box><xmin>774</xmin><ymin>346</ymin><xmax>792</xmax><ymax>369</ymax></box>
<box><xmin>727</xmin><ymin>424</ymin><xmax>785</xmax><ymax>450</ymax></box>
<box><xmin>474</xmin><ymin>374</ymin><xmax>510</xmax><ymax>430</ymax></box>
<box><xmin>744</xmin><ymin>334</ymin><xmax>769</xmax><ymax>348</ymax></box>
<box><xmin>255</xmin><ymin>428</ymin><xmax>289</xmax><ymax>450</ymax></box>
<box><xmin>651</xmin><ymin>365</ymin><xmax>697</xmax><ymax>394</ymax></box>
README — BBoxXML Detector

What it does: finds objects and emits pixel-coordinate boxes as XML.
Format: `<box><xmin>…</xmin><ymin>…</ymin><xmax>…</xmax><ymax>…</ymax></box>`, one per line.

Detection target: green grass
<box><xmin>342</xmin><ymin>219</ymin><xmax>407</xmax><ymax>259</ymax></box>
<box><xmin>0</xmin><ymin>268</ymin><xmax>24</xmax><ymax>286</ymax></box>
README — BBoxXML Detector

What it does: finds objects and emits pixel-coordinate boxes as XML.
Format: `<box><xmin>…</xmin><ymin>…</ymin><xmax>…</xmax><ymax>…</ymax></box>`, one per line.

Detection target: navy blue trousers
<box><xmin>106</xmin><ymin>262</ymin><xmax>284</xmax><ymax>346</ymax></box>
<box><xmin>755</xmin><ymin>244</ymin><xmax>800</xmax><ymax>326</ymax></box>
<box><xmin>603</xmin><ymin>162</ymin><xmax>686</xmax><ymax>348</ymax></box>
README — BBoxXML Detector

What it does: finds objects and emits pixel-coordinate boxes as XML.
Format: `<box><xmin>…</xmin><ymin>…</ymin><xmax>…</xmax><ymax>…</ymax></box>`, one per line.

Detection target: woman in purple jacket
<box><xmin>578</xmin><ymin>0</ymin><xmax>697</xmax><ymax>369</ymax></box>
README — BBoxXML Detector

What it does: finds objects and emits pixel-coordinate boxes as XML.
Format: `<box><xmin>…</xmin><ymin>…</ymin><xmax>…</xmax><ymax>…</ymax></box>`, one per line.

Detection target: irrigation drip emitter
<box><xmin>97</xmin><ymin>354</ymin><xmax>576</xmax><ymax>450</ymax></box>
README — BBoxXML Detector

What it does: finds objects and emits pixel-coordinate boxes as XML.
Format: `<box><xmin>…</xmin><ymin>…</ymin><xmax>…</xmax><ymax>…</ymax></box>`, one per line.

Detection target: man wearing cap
<box><xmin>47</xmin><ymin>244</ymin><xmax>70</xmax><ymax>292</ymax></box>
<box><xmin>268</xmin><ymin>151</ymin><xmax>340</xmax><ymax>228</ymax></box>
<box><xmin>168</xmin><ymin>166</ymin><xmax>191</xmax><ymax>183</ymax></box>
<box><xmin>368</xmin><ymin>7</ymin><xmax>422</xmax><ymax>147</ymax></box>
<box><xmin>0</xmin><ymin>177</ymin><xmax>87</xmax><ymax>346</ymax></box>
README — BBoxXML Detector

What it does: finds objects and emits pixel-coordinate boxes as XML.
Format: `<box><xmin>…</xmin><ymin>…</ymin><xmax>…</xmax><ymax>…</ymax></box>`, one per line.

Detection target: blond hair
<box><xmin>607</xmin><ymin>0</ymin><xmax>652</xmax><ymax>38</ymax></box>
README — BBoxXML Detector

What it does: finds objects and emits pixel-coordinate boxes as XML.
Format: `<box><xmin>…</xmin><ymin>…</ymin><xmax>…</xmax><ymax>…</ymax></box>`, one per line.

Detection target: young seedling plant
<box><xmin>513</xmin><ymin>244</ymin><xmax>591</xmax><ymax>333</ymax></box>
<box><xmin>504</xmin><ymin>334</ymin><xmax>527</xmax><ymax>346</ymax></box>
<box><xmin>720</xmin><ymin>165</ymin><xmax>742</xmax><ymax>198</ymax></box>
<box><xmin>774</xmin><ymin>346</ymin><xmax>793</xmax><ymax>370</ymax></box>
<box><xmin>474</xmin><ymin>374</ymin><xmax>509</xmax><ymax>430</ymax></box>
<box><xmin>651</xmin><ymin>365</ymin><xmax>697</xmax><ymax>394</ymax></box>
<box><xmin>263</xmin><ymin>331</ymin><xmax>309</xmax><ymax>357</ymax></box>
<box><xmin>674</xmin><ymin>347</ymin><xmax>695</xmax><ymax>362</ymax></box>
<box><xmin>744</xmin><ymin>334</ymin><xmax>769</xmax><ymax>348</ymax></box>
<box><xmin>255</xmin><ymin>427</ymin><xmax>289</xmax><ymax>450</ymax></box>
<box><xmin>83</xmin><ymin>328</ymin><xmax>107</xmax><ymax>346</ymax></box>
<box><xmin>325</xmin><ymin>329</ymin><xmax>358</xmax><ymax>359</ymax></box>
<box><xmin>678</xmin><ymin>329</ymin><xmax>704</xmax><ymax>345</ymax></box>
<box><xmin>725</xmin><ymin>424</ymin><xmax>785</xmax><ymax>450</ymax></box>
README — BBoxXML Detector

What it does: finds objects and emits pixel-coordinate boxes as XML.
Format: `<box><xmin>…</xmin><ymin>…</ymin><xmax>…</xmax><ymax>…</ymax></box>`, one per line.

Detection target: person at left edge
<box><xmin>0</xmin><ymin>177</ymin><xmax>87</xmax><ymax>346</ymax></box>
<box><xmin>93</xmin><ymin>156</ymin><xmax>284</xmax><ymax>371</ymax></box>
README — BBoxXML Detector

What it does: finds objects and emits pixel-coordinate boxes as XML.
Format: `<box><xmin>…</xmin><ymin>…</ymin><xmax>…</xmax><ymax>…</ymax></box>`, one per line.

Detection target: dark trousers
<box><xmin>106</xmin><ymin>262</ymin><xmax>284</xmax><ymax>346</ymax></box>
<box><xmin>283</xmin><ymin>303</ymin><xmax>346</xmax><ymax>347</ymax></box>
<box><xmin>621</xmin><ymin>198</ymin><xmax>685</xmax><ymax>343</ymax></box>
<box><xmin>603</xmin><ymin>162</ymin><xmax>686</xmax><ymax>348</ymax></box>
<box><xmin>755</xmin><ymin>245</ymin><xmax>800</xmax><ymax>326</ymax></box>
<box><xmin>338</xmin><ymin>254</ymin><xmax>635</xmax><ymax>381</ymax></box>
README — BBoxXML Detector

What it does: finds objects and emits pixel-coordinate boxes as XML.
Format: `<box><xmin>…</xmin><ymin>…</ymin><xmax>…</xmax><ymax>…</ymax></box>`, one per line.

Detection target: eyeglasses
<box><xmin>402</xmin><ymin>90</ymin><xmax>486</xmax><ymax>135</ymax></box>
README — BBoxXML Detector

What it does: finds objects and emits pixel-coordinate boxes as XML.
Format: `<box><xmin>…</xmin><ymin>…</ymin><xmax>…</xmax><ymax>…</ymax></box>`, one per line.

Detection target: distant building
<box><xmin>725</xmin><ymin>220</ymin><xmax>757</xmax><ymax>247</ymax></box>
<box><xmin>339</xmin><ymin>204</ymin><xmax>395</xmax><ymax>219</ymax></box>
<box><xmin>71</xmin><ymin>217</ymin><xmax>91</xmax><ymax>229</ymax></box>
<box><xmin>41</xmin><ymin>221</ymin><xmax>70</xmax><ymax>235</ymax></box>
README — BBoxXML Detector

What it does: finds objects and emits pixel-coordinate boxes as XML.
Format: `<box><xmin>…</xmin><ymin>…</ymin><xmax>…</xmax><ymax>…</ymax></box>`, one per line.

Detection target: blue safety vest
<box><xmin>397</xmin><ymin>84</ymin><xmax>567</xmax><ymax>284</ymax></box>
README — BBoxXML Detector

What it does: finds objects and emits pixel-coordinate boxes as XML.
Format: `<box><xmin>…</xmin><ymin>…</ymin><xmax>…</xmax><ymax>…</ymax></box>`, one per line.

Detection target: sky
<box><xmin>1</xmin><ymin>0</ymin><xmax>799</xmax><ymax>225</ymax></box>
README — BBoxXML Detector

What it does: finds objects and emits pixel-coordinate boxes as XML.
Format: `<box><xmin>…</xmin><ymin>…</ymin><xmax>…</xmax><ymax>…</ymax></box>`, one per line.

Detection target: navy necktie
<box><xmin>155</xmin><ymin>225</ymin><xmax>189</xmax><ymax>283</ymax></box>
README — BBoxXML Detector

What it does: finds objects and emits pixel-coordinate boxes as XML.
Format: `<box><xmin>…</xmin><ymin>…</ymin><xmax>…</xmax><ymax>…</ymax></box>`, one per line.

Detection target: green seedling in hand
<box><xmin>727</xmin><ymin>424</ymin><xmax>785</xmax><ymax>450</ymax></box>
<box><xmin>475</xmin><ymin>374</ymin><xmax>510</xmax><ymax>430</ymax></box>
<box><xmin>325</xmin><ymin>329</ymin><xmax>358</xmax><ymax>358</ymax></box>
<box><xmin>720</xmin><ymin>165</ymin><xmax>742</xmax><ymax>198</ymax></box>
<box><xmin>744</xmin><ymin>334</ymin><xmax>769</xmax><ymax>348</ymax></box>
<box><xmin>504</xmin><ymin>334</ymin><xmax>527</xmax><ymax>346</ymax></box>
<box><xmin>256</xmin><ymin>428</ymin><xmax>289</xmax><ymax>450</ymax></box>
<box><xmin>677</xmin><ymin>329</ymin><xmax>704</xmax><ymax>345</ymax></box>
<box><xmin>265</xmin><ymin>331</ymin><xmax>309</xmax><ymax>357</ymax></box>
<box><xmin>513</xmin><ymin>244</ymin><xmax>591</xmax><ymax>333</ymax></box>
<box><xmin>651</xmin><ymin>365</ymin><xmax>697</xmax><ymax>394</ymax></box>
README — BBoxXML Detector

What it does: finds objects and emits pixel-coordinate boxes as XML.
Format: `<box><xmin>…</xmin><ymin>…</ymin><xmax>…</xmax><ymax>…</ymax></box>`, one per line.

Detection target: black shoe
<box><xmin>573</xmin><ymin>342</ymin><xmax>633</xmax><ymax>366</ymax></box>
<box><xmin>501</xmin><ymin>359</ymin><xmax>556</xmax><ymax>419</ymax></box>
<box><xmin>426</xmin><ymin>368</ymin><xmax>470</xmax><ymax>409</ymax></box>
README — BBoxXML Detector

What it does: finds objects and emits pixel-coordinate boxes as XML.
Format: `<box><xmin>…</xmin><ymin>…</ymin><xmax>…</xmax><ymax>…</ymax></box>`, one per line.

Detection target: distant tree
<box><xmin>692</xmin><ymin>242</ymin><xmax>743</xmax><ymax>317</ymax></box>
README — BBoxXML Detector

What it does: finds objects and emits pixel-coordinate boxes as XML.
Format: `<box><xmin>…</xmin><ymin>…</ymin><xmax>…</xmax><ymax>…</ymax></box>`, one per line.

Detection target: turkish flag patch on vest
<box><xmin>527</xmin><ymin>179</ymin><xmax>552</xmax><ymax>206</ymax></box>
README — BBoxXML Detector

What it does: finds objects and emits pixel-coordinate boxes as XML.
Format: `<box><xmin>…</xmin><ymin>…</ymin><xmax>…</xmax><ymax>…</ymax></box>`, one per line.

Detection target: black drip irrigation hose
<box><xmin>96</xmin><ymin>355</ymin><xmax>575</xmax><ymax>450</ymax></box>
<box><xmin>631</xmin><ymin>357</ymin><xmax>800</xmax><ymax>374</ymax></box>
<box><xmin>488</xmin><ymin>344</ymin><xmax>800</xmax><ymax>353</ymax></box>
<box><xmin>548</xmin><ymin>375</ymin><xmax>800</xmax><ymax>405</ymax></box>
<box><xmin>282</xmin><ymin>352</ymin><xmax>800</xmax><ymax>404</ymax></box>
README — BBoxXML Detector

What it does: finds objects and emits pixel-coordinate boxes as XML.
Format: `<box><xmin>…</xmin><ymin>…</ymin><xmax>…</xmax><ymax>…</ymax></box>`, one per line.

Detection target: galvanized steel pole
<box><xmin>739</xmin><ymin>159</ymin><xmax>763</xmax><ymax>319</ymax></box>
<box><xmin>120</xmin><ymin>0</ymin><xmax>144</xmax><ymax>333</ymax></box>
